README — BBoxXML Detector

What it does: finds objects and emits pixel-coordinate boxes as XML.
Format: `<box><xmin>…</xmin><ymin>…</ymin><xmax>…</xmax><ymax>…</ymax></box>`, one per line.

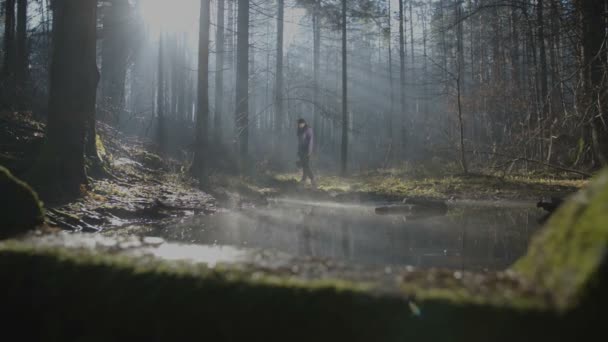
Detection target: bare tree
<box><xmin>192</xmin><ymin>0</ymin><xmax>211</xmax><ymax>183</ymax></box>
<box><xmin>214</xmin><ymin>0</ymin><xmax>226</xmax><ymax>144</ymax></box>
<box><xmin>235</xmin><ymin>0</ymin><xmax>250</xmax><ymax>168</ymax></box>
<box><xmin>341</xmin><ymin>0</ymin><xmax>348</xmax><ymax>175</ymax></box>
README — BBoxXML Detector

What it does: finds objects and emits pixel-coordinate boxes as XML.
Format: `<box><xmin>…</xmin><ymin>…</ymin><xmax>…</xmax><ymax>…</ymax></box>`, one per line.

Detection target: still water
<box><xmin>147</xmin><ymin>199</ymin><xmax>545</xmax><ymax>272</ymax></box>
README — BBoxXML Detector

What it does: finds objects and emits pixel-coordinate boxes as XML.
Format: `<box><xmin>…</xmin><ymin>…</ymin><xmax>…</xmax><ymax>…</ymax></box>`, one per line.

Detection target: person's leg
<box><xmin>299</xmin><ymin>155</ymin><xmax>307</xmax><ymax>183</ymax></box>
<box><xmin>305</xmin><ymin>158</ymin><xmax>316</xmax><ymax>186</ymax></box>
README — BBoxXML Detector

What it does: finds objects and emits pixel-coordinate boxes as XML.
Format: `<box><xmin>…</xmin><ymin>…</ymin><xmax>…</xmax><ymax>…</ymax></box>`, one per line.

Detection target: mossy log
<box><xmin>0</xmin><ymin>170</ymin><xmax>607</xmax><ymax>340</ymax></box>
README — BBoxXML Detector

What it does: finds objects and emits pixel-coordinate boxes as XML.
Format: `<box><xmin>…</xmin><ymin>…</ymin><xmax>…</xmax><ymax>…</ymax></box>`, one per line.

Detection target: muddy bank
<box><xmin>0</xmin><ymin>111</ymin><xmax>216</xmax><ymax>233</ymax></box>
<box><xmin>45</xmin><ymin>125</ymin><xmax>216</xmax><ymax>232</ymax></box>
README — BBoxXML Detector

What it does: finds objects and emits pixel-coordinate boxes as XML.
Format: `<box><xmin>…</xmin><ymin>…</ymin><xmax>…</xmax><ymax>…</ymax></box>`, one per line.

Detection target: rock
<box><xmin>536</xmin><ymin>197</ymin><xmax>564</xmax><ymax>213</ymax></box>
<box><xmin>0</xmin><ymin>166</ymin><xmax>45</xmax><ymax>239</ymax></box>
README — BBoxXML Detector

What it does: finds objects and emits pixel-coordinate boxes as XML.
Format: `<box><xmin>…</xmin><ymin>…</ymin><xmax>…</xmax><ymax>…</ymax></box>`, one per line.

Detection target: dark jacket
<box><xmin>298</xmin><ymin>126</ymin><xmax>314</xmax><ymax>156</ymax></box>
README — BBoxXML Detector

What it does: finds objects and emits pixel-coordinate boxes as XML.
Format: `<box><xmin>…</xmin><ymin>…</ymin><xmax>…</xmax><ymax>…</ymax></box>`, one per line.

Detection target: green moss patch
<box><xmin>0</xmin><ymin>239</ymin><xmax>563</xmax><ymax>341</ymax></box>
<box><xmin>270</xmin><ymin>170</ymin><xmax>584</xmax><ymax>201</ymax></box>
<box><xmin>514</xmin><ymin>169</ymin><xmax>608</xmax><ymax>309</ymax></box>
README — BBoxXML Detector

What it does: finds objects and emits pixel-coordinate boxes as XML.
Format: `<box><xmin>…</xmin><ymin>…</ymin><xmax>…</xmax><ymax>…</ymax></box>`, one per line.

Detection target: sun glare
<box><xmin>139</xmin><ymin>0</ymin><xmax>201</xmax><ymax>35</ymax></box>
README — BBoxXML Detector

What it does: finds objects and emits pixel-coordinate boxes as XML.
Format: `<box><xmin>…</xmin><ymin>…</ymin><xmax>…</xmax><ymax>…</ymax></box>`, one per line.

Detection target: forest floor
<box><xmin>1</xmin><ymin>110</ymin><xmax>588</xmax><ymax>232</ymax></box>
<box><xmin>1</xmin><ymin>111</ymin><xmax>216</xmax><ymax>232</ymax></box>
<box><xmin>215</xmin><ymin>167</ymin><xmax>587</xmax><ymax>208</ymax></box>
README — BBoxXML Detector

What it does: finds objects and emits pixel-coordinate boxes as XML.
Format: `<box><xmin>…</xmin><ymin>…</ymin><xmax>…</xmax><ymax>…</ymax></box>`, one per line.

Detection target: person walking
<box><xmin>297</xmin><ymin>118</ymin><xmax>316</xmax><ymax>187</ymax></box>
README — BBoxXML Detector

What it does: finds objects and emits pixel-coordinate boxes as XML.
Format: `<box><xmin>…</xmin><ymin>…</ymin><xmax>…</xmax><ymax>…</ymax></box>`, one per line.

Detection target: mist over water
<box><xmin>146</xmin><ymin>198</ymin><xmax>544</xmax><ymax>272</ymax></box>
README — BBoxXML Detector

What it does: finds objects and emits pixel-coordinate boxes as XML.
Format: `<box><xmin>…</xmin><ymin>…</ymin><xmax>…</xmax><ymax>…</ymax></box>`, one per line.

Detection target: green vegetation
<box><xmin>0</xmin><ymin>169</ymin><xmax>607</xmax><ymax>340</ymax></box>
<box><xmin>515</xmin><ymin>170</ymin><xmax>608</xmax><ymax>310</ymax></box>
<box><xmin>271</xmin><ymin>168</ymin><xmax>586</xmax><ymax>201</ymax></box>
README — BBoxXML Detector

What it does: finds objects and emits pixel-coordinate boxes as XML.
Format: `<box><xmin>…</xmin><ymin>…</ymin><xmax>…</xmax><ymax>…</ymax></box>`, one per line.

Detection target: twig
<box><xmin>469</xmin><ymin>150</ymin><xmax>592</xmax><ymax>177</ymax></box>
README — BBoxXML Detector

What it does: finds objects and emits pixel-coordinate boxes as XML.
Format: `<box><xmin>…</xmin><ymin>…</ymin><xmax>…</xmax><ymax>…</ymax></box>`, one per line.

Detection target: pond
<box><xmin>142</xmin><ymin>198</ymin><xmax>546</xmax><ymax>272</ymax></box>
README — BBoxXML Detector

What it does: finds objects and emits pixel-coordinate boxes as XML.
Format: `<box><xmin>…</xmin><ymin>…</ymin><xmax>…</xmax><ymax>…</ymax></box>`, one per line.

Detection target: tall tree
<box><xmin>537</xmin><ymin>0</ymin><xmax>548</xmax><ymax>158</ymax></box>
<box><xmin>398</xmin><ymin>0</ymin><xmax>406</xmax><ymax>125</ymax></box>
<box><xmin>575</xmin><ymin>0</ymin><xmax>608</xmax><ymax>165</ymax></box>
<box><xmin>341</xmin><ymin>0</ymin><xmax>348</xmax><ymax>175</ymax></box>
<box><xmin>386</xmin><ymin>0</ymin><xmax>394</xmax><ymax>159</ymax></box>
<box><xmin>275</xmin><ymin>0</ymin><xmax>285</xmax><ymax>140</ymax></box>
<box><xmin>214</xmin><ymin>0</ymin><xmax>225</xmax><ymax>143</ymax></box>
<box><xmin>15</xmin><ymin>0</ymin><xmax>28</xmax><ymax>103</ymax></box>
<box><xmin>235</xmin><ymin>0</ymin><xmax>250</xmax><ymax>167</ymax></box>
<box><xmin>409</xmin><ymin>0</ymin><xmax>414</xmax><ymax>65</ymax></box>
<box><xmin>2</xmin><ymin>0</ymin><xmax>16</xmax><ymax>106</ymax></box>
<box><xmin>101</xmin><ymin>0</ymin><xmax>130</xmax><ymax>124</ymax></box>
<box><xmin>193</xmin><ymin>0</ymin><xmax>211</xmax><ymax>182</ymax></box>
<box><xmin>156</xmin><ymin>32</ymin><xmax>166</xmax><ymax>151</ymax></box>
<box><xmin>30</xmin><ymin>0</ymin><xmax>99</xmax><ymax>199</ymax></box>
<box><xmin>312</xmin><ymin>0</ymin><xmax>321</xmax><ymax>143</ymax></box>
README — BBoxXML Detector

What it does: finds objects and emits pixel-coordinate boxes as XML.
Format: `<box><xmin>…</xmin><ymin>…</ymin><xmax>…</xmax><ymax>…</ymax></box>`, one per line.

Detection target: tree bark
<box><xmin>214</xmin><ymin>0</ymin><xmax>225</xmax><ymax>144</ymax></box>
<box><xmin>341</xmin><ymin>0</ymin><xmax>348</xmax><ymax>175</ymax></box>
<box><xmin>235</xmin><ymin>0</ymin><xmax>250</xmax><ymax>167</ymax></box>
<box><xmin>312</xmin><ymin>0</ymin><xmax>321</xmax><ymax>144</ymax></box>
<box><xmin>193</xmin><ymin>0</ymin><xmax>211</xmax><ymax>183</ymax></box>
<box><xmin>100</xmin><ymin>0</ymin><xmax>130</xmax><ymax>124</ymax></box>
<box><xmin>2</xmin><ymin>0</ymin><xmax>16</xmax><ymax>106</ymax></box>
<box><xmin>15</xmin><ymin>0</ymin><xmax>27</xmax><ymax>104</ymax></box>
<box><xmin>457</xmin><ymin>76</ymin><xmax>468</xmax><ymax>174</ymax></box>
<box><xmin>575</xmin><ymin>0</ymin><xmax>608</xmax><ymax>165</ymax></box>
<box><xmin>156</xmin><ymin>32</ymin><xmax>166</xmax><ymax>152</ymax></box>
<box><xmin>456</xmin><ymin>0</ymin><xmax>464</xmax><ymax>93</ymax></box>
<box><xmin>409</xmin><ymin>0</ymin><xmax>414</xmax><ymax>65</ymax></box>
<box><xmin>537</xmin><ymin>0</ymin><xmax>548</xmax><ymax>159</ymax></box>
<box><xmin>386</xmin><ymin>0</ymin><xmax>394</xmax><ymax>161</ymax></box>
<box><xmin>275</xmin><ymin>0</ymin><xmax>284</xmax><ymax>138</ymax></box>
<box><xmin>30</xmin><ymin>0</ymin><xmax>99</xmax><ymax>200</ymax></box>
<box><xmin>398</xmin><ymin>0</ymin><xmax>406</xmax><ymax>120</ymax></box>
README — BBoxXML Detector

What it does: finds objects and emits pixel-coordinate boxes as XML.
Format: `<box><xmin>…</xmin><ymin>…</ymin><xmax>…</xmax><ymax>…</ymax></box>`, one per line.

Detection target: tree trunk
<box><xmin>312</xmin><ymin>0</ymin><xmax>321</xmax><ymax>144</ymax></box>
<box><xmin>341</xmin><ymin>0</ymin><xmax>348</xmax><ymax>175</ymax></box>
<box><xmin>409</xmin><ymin>0</ymin><xmax>414</xmax><ymax>65</ymax></box>
<box><xmin>398</xmin><ymin>0</ymin><xmax>406</xmax><ymax>119</ymax></box>
<box><xmin>456</xmin><ymin>0</ymin><xmax>464</xmax><ymax>92</ymax></box>
<box><xmin>30</xmin><ymin>0</ymin><xmax>99</xmax><ymax>200</ymax></box>
<box><xmin>156</xmin><ymin>32</ymin><xmax>166</xmax><ymax>152</ymax></box>
<box><xmin>510</xmin><ymin>5</ymin><xmax>520</xmax><ymax>91</ymax></box>
<box><xmin>457</xmin><ymin>76</ymin><xmax>468</xmax><ymax>174</ymax></box>
<box><xmin>386</xmin><ymin>0</ymin><xmax>394</xmax><ymax>161</ymax></box>
<box><xmin>15</xmin><ymin>0</ymin><xmax>27</xmax><ymax>105</ymax></box>
<box><xmin>193</xmin><ymin>0</ymin><xmax>211</xmax><ymax>183</ymax></box>
<box><xmin>235</xmin><ymin>0</ymin><xmax>250</xmax><ymax>167</ymax></box>
<box><xmin>275</xmin><ymin>0</ymin><xmax>284</xmax><ymax>140</ymax></box>
<box><xmin>214</xmin><ymin>0</ymin><xmax>225</xmax><ymax>144</ymax></box>
<box><xmin>537</xmin><ymin>0</ymin><xmax>548</xmax><ymax>159</ymax></box>
<box><xmin>100</xmin><ymin>0</ymin><xmax>130</xmax><ymax>124</ymax></box>
<box><xmin>575</xmin><ymin>0</ymin><xmax>608</xmax><ymax>165</ymax></box>
<box><xmin>2</xmin><ymin>0</ymin><xmax>16</xmax><ymax>106</ymax></box>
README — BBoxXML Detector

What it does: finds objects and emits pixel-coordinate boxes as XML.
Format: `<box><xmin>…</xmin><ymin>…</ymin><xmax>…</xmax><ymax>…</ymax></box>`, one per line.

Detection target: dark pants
<box><xmin>299</xmin><ymin>154</ymin><xmax>315</xmax><ymax>182</ymax></box>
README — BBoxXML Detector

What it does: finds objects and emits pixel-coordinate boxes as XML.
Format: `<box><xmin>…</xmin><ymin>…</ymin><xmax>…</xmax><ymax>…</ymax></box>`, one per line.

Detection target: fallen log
<box><xmin>375</xmin><ymin>198</ymin><xmax>448</xmax><ymax>217</ymax></box>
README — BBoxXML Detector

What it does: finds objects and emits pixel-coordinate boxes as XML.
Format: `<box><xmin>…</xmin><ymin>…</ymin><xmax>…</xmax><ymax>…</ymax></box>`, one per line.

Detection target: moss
<box><xmin>0</xmin><ymin>240</ymin><xmax>566</xmax><ymax>341</ymax></box>
<box><xmin>271</xmin><ymin>171</ymin><xmax>584</xmax><ymax>201</ymax></box>
<box><xmin>95</xmin><ymin>134</ymin><xmax>108</xmax><ymax>160</ymax></box>
<box><xmin>0</xmin><ymin>166</ymin><xmax>45</xmax><ymax>239</ymax></box>
<box><xmin>514</xmin><ymin>169</ymin><xmax>608</xmax><ymax>310</ymax></box>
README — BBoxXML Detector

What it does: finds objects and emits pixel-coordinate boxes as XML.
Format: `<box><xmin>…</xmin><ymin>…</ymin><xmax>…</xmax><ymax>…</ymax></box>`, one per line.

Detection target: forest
<box><xmin>1</xmin><ymin>0</ymin><xmax>608</xmax><ymax>340</ymax></box>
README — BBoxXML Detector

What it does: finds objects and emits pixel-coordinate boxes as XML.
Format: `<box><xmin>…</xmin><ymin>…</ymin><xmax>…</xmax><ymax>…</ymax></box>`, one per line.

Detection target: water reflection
<box><xmin>150</xmin><ymin>199</ymin><xmax>544</xmax><ymax>272</ymax></box>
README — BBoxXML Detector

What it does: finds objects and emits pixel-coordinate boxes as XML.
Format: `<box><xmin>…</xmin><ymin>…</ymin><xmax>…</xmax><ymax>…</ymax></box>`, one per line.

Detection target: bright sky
<box><xmin>138</xmin><ymin>0</ymin><xmax>305</xmax><ymax>47</ymax></box>
<box><xmin>139</xmin><ymin>0</ymin><xmax>201</xmax><ymax>35</ymax></box>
